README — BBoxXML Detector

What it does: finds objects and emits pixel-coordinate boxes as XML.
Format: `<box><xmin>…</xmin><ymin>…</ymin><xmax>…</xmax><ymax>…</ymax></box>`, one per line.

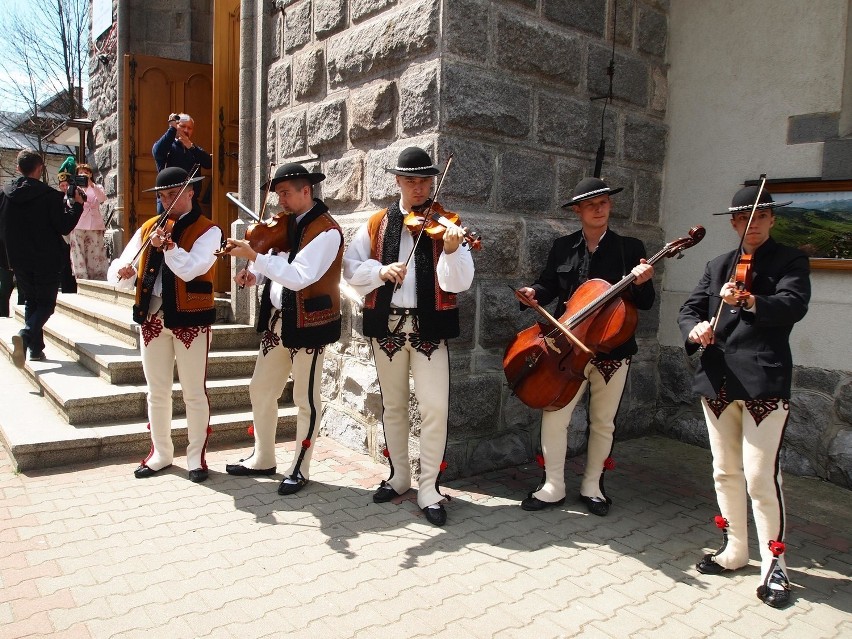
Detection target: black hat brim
<box><xmin>560</xmin><ymin>186</ymin><xmax>623</xmax><ymax>208</ymax></box>
<box><xmin>143</xmin><ymin>175</ymin><xmax>205</xmax><ymax>192</ymax></box>
<box><xmin>261</xmin><ymin>172</ymin><xmax>326</xmax><ymax>192</ymax></box>
<box><xmin>713</xmin><ymin>200</ymin><xmax>793</xmax><ymax>216</ymax></box>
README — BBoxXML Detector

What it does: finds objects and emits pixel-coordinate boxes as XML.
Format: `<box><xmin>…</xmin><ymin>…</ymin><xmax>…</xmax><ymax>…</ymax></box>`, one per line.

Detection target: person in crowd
<box><xmin>107</xmin><ymin>166</ymin><xmax>220</xmax><ymax>483</ymax></box>
<box><xmin>152</xmin><ymin>112</ymin><xmax>212</xmax><ymax>208</ymax></box>
<box><xmin>223</xmin><ymin>163</ymin><xmax>343</xmax><ymax>497</ymax></box>
<box><xmin>343</xmin><ymin>147</ymin><xmax>475</xmax><ymax>527</ymax></box>
<box><xmin>2</xmin><ymin>149</ymin><xmax>83</xmax><ymax>366</ymax></box>
<box><xmin>515</xmin><ymin>177</ymin><xmax>654</xmax><ymax>517</ymax></box>
<box><xmin>67</xmin><ymin>163</ymin><xmax>109</xmax><ymax>280</ymax></box>
<box><xmin>678</xmin><ymin>185</ymin><xmax>810</xmax><ymax>609</ymax></box>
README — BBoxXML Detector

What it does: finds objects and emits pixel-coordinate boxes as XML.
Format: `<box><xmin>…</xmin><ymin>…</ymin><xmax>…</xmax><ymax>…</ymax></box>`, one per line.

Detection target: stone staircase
<box><xmin>0</xmin><ymin>280</ymin><xmax>296</xmax><ymax>471</ymax></box>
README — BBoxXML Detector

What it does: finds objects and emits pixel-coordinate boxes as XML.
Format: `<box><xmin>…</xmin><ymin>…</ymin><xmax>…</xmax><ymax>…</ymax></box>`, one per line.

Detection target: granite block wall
<box><xmin>262</xmin><ymin>0</ymin><xmax>670</xmax><ymax>482</ymax></box>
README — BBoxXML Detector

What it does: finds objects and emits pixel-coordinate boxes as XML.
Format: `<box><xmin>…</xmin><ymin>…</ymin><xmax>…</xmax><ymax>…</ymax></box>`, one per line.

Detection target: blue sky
<box><xmin>0</xmin><ymin>5</ymin><xmax>87</xmax><ymax>113</ymax></box>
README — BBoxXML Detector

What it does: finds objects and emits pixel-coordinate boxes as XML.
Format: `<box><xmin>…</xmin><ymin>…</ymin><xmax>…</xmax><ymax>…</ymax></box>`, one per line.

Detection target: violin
<box><xmin>503</xmin><ymin>226</ymin><xmax>705</xmax><ymax>411</ymax></box>
<box><xmin>704</xmin><ymin>175</ymin><xmax>768</xmax><ymax>334</ymax></box>
<box><xmin>732</xmin><ymin>253</ymin><xmax>753</xmax><ymax>307</ymax></box>
<box><xmin>154</xmin><ymin>217</ymin><xmax>177</xmax><ymax>252</ymax></box>
<box><xmin>120</xmin><ymin>164</ymin><xmax>201</xmax><ymax>279</ymax></box>
<box><xmin>403</xmin><ymin>200</ymin><xmax>482</xmax><ymax>251</ymax></box>
<box><xmin>217</xmin><ymin>211</ymin><xmax>292</xmax><ymax>256</ymax></box>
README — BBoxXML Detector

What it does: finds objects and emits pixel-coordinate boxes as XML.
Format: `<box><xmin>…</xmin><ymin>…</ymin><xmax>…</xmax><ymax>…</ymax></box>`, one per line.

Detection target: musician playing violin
<box><xmin>343</xmin><ymin>147</ymin><xmax>475</xmax><ymax>527</ymax></box>
<box><xmin>107</xmin><ymin>167</ymin><xmax>221</xmax><ymax>483</ymax></box>
<box><xmin>678</xmin><ymin>185</ymin><xmax>810</xmax><ymax>609</ymax></box>
<box><xmin>222</xmin><ymin>163</ymin><xmax>343</xmax><ymax>497</ymax></box>
<box><xmin>516</xmin><ymin>177</ymin><xmax>654</xmax><ymax>516</ymax></box>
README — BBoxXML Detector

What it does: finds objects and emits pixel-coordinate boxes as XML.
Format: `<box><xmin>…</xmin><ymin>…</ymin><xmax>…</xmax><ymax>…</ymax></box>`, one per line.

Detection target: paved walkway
<box><xmin>1</xmin><ymin>434</ymin><xmax>850</xmax><ymax>639</ymax></box>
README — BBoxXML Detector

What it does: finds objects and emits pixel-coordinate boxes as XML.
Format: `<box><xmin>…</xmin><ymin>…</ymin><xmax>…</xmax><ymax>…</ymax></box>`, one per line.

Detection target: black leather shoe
<box><xmin>579</xmin><ymin>495</ymin><xmax>610</xmax><ymax>517</ymax></box>
<box><xmin>520</xmin><ymin>495</ymin><xmax>566</xmax><ymax>511</ymax></box>
<box><xmin>29</xmin><ymin>350</ymin><xmax>46</xmax><ymax>361</ymax></box>
<box><xmin>11</xmin><ymin>334</ymin><xmax>26</xmax><ymax>369</ymax></box>
<box><xmin>757</xmin><ymin>570</ymin><xmax>791</xmax><ymax>608</ymax></box>
<box><xmin>696</xmin><ymin>553</ymin><xmax>728</xmax><ymax>575</ymax></box>
<box><xmin>278</xmin><ymin>475</ymin><xmax>308</xmax><ymax>495</ymax></box>
<box><xmin>422</xmin><ymin>504</ymin><xmax>447</xmax><ymax>526</ymax></box>
<box><xmin>188</xmin><ymin>468</ymin><xmax>209</xmax><ymax>483</ymax></box>
<box><xmin>134</xmin><ymin>463</ymin><xmax>171</xmax><ymax>479</ymax></box>
<box><xmin>225</xmin><ymin>463</ymin><xmax>276</xmax><ymax>476</ymax></box>
<box><xmin>373</xmin><ymin>483</ymin><xmax>401</xmax><ymax>503</ymax></box>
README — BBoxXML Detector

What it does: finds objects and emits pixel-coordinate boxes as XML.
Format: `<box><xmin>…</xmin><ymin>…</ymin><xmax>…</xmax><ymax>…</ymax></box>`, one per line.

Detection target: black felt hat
<box><xmin>714</xmin><ymin>185</ymin><xmax>793</xmax><ymax>215</ymax></box>
<box><xmin>561</xmin><ymin>177</ymin><xmax>623</xmax><ymax>208</ymax></box>
<box><xmin>385</xmin><ymin>147</ymin><xmax>440</xmax><ymax>177</ymax></box>
<box><xmin>144</xmin><ymin>166</ymin><xmax>204</xmax><ymax>192</ymax></box>
<box><xmin>261</xmin><ymin>162</ymin><xmax>326</xmax><ymax>191</ymax></box>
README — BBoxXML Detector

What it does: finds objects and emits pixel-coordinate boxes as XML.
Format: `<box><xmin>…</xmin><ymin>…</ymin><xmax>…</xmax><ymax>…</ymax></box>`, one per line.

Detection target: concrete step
<box><xmin>51</xmin><ymin>292</ymin><xmax>259</xmax><ymax>350</ymax></box>
<box><xmin>0</xmin><ymin>318</ymin><xmax>291</xmax><ymax>425</ymax></box>
<box><xmin>0</xmin><ymin>350</ymin><xmax>298</xmax><ymax>471</ymax></box>
<box><xmin>75</xmin><ymin>279</ymin><xmax>234</xmax><ymax>323</ymax></box>
<box><xmin>32</xmin><ymin>308</ymin><xmax>258</xmax><ymax>384</ymax></box>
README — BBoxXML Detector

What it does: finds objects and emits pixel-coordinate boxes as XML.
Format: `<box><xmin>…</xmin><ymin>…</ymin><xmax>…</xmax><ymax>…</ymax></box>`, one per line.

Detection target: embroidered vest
<box><xmin>132</xmin><ymin>207</ymin><xmax>217</xmax><ymax>328</ymax></box>
<box><xmin>362</xmin><ymin>203</ymin><xmax>459</xmax><ymax>340</ymax></box>
<box><xmin>257</xmin><ymin>201</ymin><xmax>343</xmax><ymax>348</ymax></box>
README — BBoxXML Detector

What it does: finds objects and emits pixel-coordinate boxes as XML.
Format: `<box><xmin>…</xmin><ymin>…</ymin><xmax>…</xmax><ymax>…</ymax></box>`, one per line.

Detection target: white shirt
<box><xmin>107</xmin><ymin>212</ymin><xmax>222</xmax><ymax>299</ymax></box>
<box><xmin>249</xmin><ymin>208</ymin><xmax>342</xmax><ymax>310</ymax></box>
<box><xmin>342</xmin><ymin>204</ymin><xmax>475</xmax><ymax>307</ymax></box>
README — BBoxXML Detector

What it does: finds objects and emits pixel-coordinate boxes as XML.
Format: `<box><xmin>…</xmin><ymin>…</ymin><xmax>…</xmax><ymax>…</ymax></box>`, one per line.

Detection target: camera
<box><xmin>73</xmin><ymin>175</ymin><xmax>89</xmax><ymax>187</ymax></box>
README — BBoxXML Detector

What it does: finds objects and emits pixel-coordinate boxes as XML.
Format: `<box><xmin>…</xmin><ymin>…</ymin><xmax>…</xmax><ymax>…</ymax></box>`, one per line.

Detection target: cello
<box><xmin>503</xmin><ymin>226</ymin><xmax>705</xmax><ymax>411</ymax></box>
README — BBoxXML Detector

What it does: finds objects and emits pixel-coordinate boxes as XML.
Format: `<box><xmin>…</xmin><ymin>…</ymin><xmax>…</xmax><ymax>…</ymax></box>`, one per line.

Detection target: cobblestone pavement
<box><xmin>1</xmin><ymin>435</ymin><xmax>850</xmax><ymax>639</ymax></box>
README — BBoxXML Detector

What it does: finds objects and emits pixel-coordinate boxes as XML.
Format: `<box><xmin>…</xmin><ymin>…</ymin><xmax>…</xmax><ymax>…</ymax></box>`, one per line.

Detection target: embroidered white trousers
<box><xmin>240</xmin><ymin>314</ymin><xmax>324</xmax><ymax>478</ymax></box>
<box><xmin>371</xmin><ymin>315</ymin><xmax>449</xmax><ymax>509</ymax></box>
<box><xmin>702</xmin><ymin>397</ymin><xmax>789</xmax><ymax>579</ymax></box>
<box><xmin>534</xmin><ymin>358</ymin><xmax>630</xmax><ymax>503</ymax></box>
<box><xmin>139</xmin><ymin>314</ymin><xmax>211</xmax><ymax>471</ymax></box>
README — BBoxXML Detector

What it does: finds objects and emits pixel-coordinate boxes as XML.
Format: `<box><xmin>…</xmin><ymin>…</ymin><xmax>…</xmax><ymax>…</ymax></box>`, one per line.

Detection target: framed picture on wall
<box><xmin>747</xmin><ymin>178</ymin><xmax>852</xmax><ymax>271</ymax></box>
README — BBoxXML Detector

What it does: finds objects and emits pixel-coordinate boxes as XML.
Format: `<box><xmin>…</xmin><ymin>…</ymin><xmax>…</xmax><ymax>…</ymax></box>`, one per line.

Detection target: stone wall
<box><xmin>264</xmin><ymin>0</ymin><xmax>670</xmax><ymax>481</ymax></box>
<box><xmin>656</xmin><ymin>348</ymin><xmax>852</xmax><ymax>489</ymax></box>
<box><xmin>87</xmin><ymin>0</ymin><xmax>120</xmax><ymax>253</ymax></box>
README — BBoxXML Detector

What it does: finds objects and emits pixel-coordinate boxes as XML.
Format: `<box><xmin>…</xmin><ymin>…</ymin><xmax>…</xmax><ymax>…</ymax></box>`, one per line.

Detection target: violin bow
<box><xmin>708</xmin><ymin>173</ymin><xmax>767</xmax><ymax>333</ymax></box>
<box><xmin>394</xmin><ymin>153</ymin><xmax>455</xmax><ymax>293</ymax></box>
<box><xmin>229</xmin><ymin>161</ymin><xmax>277</xmax><ymax>288</ymax></box>
<box><xmin>123</xmin><ymin>163</ymin><xmax>201</xmax><ymax>274</ymax></box>
<box><xmin>512</xmin><ymin>287</ymin><xmax>594</xmax><ymax>355</ymax></box>
<box><xmin>258</xmin><ymin>160</ymin><xmax>275</xmax><ymax>223</ymax></box>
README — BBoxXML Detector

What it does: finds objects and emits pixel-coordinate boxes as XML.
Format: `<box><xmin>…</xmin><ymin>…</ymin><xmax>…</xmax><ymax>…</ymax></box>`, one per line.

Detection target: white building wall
<box><xmin>659</xmin><ymin>0</ymin><xmax>851</xmax><ymax>371</ymax></box>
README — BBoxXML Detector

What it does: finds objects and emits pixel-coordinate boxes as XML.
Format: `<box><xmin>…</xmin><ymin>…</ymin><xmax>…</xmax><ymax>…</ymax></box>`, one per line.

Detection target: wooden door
<box><xmin>121</xmin><ymin>54</ymin><xmax>214</xmax><ymax>247</ymax></box>
<box><xmin>211</xmin><ymin>0</ymin><xmax>241</xmax><ymax>292</ymax></box>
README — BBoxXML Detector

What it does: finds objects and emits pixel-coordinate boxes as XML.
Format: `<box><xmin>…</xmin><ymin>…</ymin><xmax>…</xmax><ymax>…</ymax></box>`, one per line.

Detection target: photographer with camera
<box><xmin>1</xmin><ymin>149</ymin><xmax>83</xmax><ymax>366</ymax></box>
<box><xmin>152</xmin><ymin>113</ymin><xmax>211</xmax><ymax>208</ymax></box>
<box><xmin>65</xmin><ymin>164</ymin><xmax>109</xmax><ymax>280</ymax></box>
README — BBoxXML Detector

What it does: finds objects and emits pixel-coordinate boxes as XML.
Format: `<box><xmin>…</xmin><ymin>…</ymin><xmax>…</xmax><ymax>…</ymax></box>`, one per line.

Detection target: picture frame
<box><xmin>746</xmin><ymin>178</ymin><xmax>852</xmax><ymax>271</ymax></box>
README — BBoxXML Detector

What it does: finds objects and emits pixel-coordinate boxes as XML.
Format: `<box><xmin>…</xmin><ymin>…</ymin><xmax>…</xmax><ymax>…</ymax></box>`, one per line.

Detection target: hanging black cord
<box><xmin>590</xmin><ymin>2</ymin><xmax>617</xmax><ymax>177</ymax></box>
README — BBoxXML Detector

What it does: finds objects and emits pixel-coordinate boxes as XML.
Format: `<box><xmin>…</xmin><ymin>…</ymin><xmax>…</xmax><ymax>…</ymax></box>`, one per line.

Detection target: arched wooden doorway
<box><xmin>121</xmin><ymin>0</ymin><xmax>240</xmax><ymax>292</ymax></box>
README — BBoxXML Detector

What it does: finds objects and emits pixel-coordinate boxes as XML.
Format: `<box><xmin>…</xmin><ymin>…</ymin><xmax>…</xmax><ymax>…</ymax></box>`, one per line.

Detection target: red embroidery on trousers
<box><xmin>591</xmin><ymin>357</ymin><xmax>624</xmax><ymax>384</ymax></box>
<box><xmin>172</xmin><ymin>326</ymin><xmax>202</xmax><ymax>349</ymax></box>
<box><xmin>376</xmin><ymin>333</ymin><xmax>406</xmax><ymax>360</ymax></box>
<box><xmin>745</xmin><ymin>398</ymin><xmax>789</xmax><ymax>426</ymax></box>
<box><xmin>705</xmin><ymin>385</ymin><xmax>731</xmax><ymax>419</ymax></box>
<box><xmin>141</xmin><ymin>315</ymin><xmax>163</xmax><ymax>347</ymax></box>
<box><xmin>409</xmin><ymin>333</ymin><xmax>441</xmax><ymax>360</ymax></box>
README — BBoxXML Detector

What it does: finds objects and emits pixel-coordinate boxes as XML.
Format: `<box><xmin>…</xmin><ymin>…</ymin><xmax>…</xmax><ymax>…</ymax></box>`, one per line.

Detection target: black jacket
<box><xmin>677</xmin><ymin>238</ymin><xmax>810</xmax><ymax>400</ymax></box>
<box><xmin>530</xmin><ymin>228</ymin><xmax>655</xmax><ymax>360</ymax></box>
<box><xmin>0</xmin><ymin>177</ymin><xmax>82</xmax><ymax>274</ymax></box>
